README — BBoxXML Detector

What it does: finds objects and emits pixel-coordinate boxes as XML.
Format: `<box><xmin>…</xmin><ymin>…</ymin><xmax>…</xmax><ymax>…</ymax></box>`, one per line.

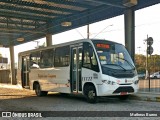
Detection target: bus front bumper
<box><xmin>97</xmin><ymin>83</ymin><xmax>139</xmax><ymax>96</ymax></box>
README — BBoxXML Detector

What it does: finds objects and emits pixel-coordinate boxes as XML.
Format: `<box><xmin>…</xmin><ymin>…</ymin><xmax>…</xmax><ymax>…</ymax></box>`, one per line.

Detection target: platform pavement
<box><xmin>129</xmin><ymin>92</ymin><xmax>160</xmax><ymax>102</ymax></box>
<box><xmin>0</xmin><ymin>83</ymin><xmax>160</xmax><ymax>102</ymax></box>
<box><xmin>0</xmin><ymin>83</ymin><xmax>23</xmax><ymax>89</ymax></box>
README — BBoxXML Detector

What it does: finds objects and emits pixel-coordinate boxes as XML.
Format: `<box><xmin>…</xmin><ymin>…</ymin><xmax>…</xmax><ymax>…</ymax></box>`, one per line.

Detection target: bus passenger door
<box><xmin>21</xmin><ymin>56</ymin><xmax>30</xmax><ymax>88</ymax></box>
<box><xmin>71</xmin><ymin>46</ymin><xmax>82</xmax><ymax>93</ymax></box>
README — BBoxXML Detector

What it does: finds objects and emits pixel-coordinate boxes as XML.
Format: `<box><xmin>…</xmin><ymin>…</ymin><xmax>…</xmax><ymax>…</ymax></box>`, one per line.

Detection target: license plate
<box><xmin>120</xmin><ymin>92</ymin><xmax>127</xmax><ymax>95</ymax></box>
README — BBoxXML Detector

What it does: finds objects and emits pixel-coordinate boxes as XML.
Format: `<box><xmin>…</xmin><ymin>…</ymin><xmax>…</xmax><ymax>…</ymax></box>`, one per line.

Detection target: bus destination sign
<box><xmin>96</xmin><ymin>44</ymin><xmax>110</xmax><ymax>49</ymax></box>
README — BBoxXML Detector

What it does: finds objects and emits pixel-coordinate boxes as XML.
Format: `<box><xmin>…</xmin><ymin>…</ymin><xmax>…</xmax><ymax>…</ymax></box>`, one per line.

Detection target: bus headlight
<box><xmin>134</xmin><ymin>80</ymin><xmax>139</xmax><ymax>84</ymax></box>
<box><xmin>102</xmin><ymin>80</ymin><xmax>116</xmax><ymax>85</ymax></box>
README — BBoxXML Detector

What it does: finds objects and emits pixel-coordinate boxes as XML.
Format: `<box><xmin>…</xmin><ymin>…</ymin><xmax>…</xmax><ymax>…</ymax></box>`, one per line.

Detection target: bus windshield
<box><xmin>93</xmin><ymin>40</ymin><xmax>135</xmax><ymax>71</ymax></box>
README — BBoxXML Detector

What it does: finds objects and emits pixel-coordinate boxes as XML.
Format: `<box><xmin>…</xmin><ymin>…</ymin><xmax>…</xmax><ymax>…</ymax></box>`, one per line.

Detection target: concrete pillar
<box><xmin>9</xmin><ymin>46</ymin><xmax>16</xmax><ymax>85</ymax></box>
<box><xmin>46</xmin><ymin>34</ymin><xmax>52</xmax><ymax>46</ymax></box>
<box><xmin>124</xmin><ymin>8</ymin><xmax>135</xmax><ymax>62</ymax></box>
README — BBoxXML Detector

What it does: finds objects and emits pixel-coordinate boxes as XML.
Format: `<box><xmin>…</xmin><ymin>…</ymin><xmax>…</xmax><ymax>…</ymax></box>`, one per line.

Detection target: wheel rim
<box><xmin>88</xmin><ymin>90</ymin><xmax>95</xmax><ymax>99</ymax></box>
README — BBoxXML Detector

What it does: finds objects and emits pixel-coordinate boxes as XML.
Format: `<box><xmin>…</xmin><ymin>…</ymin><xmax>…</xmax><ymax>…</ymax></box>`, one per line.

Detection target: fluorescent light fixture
<box><xmin>123</xmin><ymin>0</ymin><xmax>137</xmax><ymax>7</ymax></box>
<box><xmin>17</xmin><ymin>37</ymin><xmax>24</xmax><ymax>42</ymax></box>
<box><xmin>61</xmin><ymin>22</ymin><xmax>72</xmax><ymax>27</ymax></box>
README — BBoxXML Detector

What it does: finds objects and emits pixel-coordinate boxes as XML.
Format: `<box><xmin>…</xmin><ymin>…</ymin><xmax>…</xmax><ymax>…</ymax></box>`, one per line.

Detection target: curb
<box><xmin>130</xmin><ymin>93</ymin><xmax>160</xmax><ymax>102</ymax></box>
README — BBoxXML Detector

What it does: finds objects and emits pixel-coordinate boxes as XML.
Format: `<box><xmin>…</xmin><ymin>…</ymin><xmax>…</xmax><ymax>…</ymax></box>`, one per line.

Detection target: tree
<box><xmin>135</xmin><ymin>54</ymin><xmax>160</xmax><ymax>74</ymax></box>
<box><xmin>135</xmin><ymin>54</ymin><xmax>146</xmax><ymax>73</ymax></box>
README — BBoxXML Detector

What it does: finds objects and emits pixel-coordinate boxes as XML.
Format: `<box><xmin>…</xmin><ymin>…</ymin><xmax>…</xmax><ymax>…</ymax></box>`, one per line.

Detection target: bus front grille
<box><xmin>113</xmin><ymin>86</ymin><xmax>134</xmax><ymax>93</ymax></box>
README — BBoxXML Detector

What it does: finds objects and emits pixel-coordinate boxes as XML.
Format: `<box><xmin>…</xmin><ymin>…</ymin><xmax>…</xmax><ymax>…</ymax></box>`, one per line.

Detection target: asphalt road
<box><xmin>0</xmin><ymin>88</ymin><xmax>159</xmax><ymax>120</ymax></box>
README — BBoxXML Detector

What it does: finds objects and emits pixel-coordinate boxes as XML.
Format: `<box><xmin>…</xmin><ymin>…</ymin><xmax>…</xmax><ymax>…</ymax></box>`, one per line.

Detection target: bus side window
<box><xmin>83</xmin><ymin>51</ymin><xmax>91</xmax><ymax>68</ymax></box>
<box><xmin>54</xmin><ymin>46</ymin><xmax>70</xmax><ymax>67</ymax></box>
<box><xmin>30</xmin><ymin>52</ymin><xmax>40</xmax><ymax>69</ymax></box>
<box><xmin>40</xmin><ymin>49</ymin><xmax>54</xmax><ymax>68</ymax></box>
<box><xmin>83</xmin><ymin>42</ymin><xmax>99</xmax><ymax>72</ymax></box>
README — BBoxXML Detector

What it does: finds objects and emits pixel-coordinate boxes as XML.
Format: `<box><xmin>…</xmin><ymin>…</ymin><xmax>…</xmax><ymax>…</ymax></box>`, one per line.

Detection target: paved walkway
<box><xmin>130</xmin><ymin>92</ymin><xmax>160</xmax><ymax>102</ymax></box>
<box><xmin>0</xmin><ymin>83</ymin><xmax>23</xmax><ymax>89</ymax></box>
<box><xmin>0</xmin><ymin>83</ymin><xmax>160</xmax><ymax>102</ymax></box>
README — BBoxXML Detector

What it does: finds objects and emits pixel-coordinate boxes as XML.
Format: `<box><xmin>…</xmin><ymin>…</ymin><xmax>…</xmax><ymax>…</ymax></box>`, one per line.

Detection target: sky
<box><xmin>0</xmin><ymin>3</ymin><xmax>160</xmax><ymax>64</ymax></box>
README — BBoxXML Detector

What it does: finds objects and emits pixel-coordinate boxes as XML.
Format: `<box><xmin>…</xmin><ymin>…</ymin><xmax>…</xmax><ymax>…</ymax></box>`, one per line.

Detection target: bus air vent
<box><xmin>113</xmin><ymin>86</ymin><xmax>134</xmax><ymax>93</ymax></box>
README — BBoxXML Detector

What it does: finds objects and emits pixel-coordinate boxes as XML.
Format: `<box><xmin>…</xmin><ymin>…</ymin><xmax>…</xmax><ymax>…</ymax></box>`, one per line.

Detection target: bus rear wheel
<box><xmin>35</xmin><ymin>83</ymin><xmax>48</xmax><ymax>96</ymax></box>
<box><xmin>84</xmin><ymin>85</ymin><xmax>97</xmax><ymax>103</ymax></box>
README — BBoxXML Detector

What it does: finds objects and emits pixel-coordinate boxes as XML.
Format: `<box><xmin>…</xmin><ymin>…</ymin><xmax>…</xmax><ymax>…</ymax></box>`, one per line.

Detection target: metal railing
<box><xmin>139</xmin><ymin>78</ymin><xmax>160</xmax><ymax>93</ymax></box>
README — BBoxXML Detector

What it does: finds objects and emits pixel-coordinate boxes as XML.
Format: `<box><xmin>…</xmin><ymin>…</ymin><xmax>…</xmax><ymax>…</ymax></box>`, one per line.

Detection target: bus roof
<box><xmin>18</xmin><ymin>39</ymin><xmax>122</xmax><ymax>56</ymax></box>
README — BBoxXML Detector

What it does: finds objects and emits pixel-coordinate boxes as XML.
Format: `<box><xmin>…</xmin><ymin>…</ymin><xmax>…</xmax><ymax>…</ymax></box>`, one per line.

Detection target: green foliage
<box><xmin>135</xmin><ymin>54</ymin><xmax>160</xmax><ymax>74</ymax></box>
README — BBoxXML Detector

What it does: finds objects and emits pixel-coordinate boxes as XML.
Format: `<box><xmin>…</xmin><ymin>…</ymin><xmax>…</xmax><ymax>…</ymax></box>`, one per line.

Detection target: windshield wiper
<box><xmin>103</xmin><ymin>64</ymin><xmax>127</xmax><ymax>71</ymax></box>
<box><xmin>116</xmin><ymin>57</ymin><xmax>135</xmax><ymax>70</ymax></box>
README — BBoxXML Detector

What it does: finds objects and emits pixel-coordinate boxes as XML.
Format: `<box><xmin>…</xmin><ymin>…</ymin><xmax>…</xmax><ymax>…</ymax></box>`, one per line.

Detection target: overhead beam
<box><xmin>135</xmin><ymin>0</ymin><xmax>160</xmax><ymax>10</ymax></box>
<box><xmin>0</xmin><ymin>3</ymin><xmax>63</xmax><ymax>18</ymax></box>
<box><xmin>0</xmin><ymin>10</ymin><xmax>51</xmax><ymax>21</ymax></box>
<box><xmin>81</xmin><ymin>0</ymin><xmax>125</xmax><ymax>8</ymax></box>
<box><xmin>0</xmin><ymin>28</ymin><xmax>46</xmax><ymax>34</ymax></box>
<box><xmin>0</xmin><ymin>18</ymin><xmax>45</xmax><ymax>27</ymax></box>
<box><xmin>0</xmin><ymin>32</ymin><xmax>44</xmax><ymax>47</ymax></box>
<box><xmin>46</xmin><ymin>0</ymin><xmax>94</xmax><ymax>9</ymax></box>
<box><xmin>0</xmin><ymin>0</ymin><xmax>79</xmax><ymax>14</ymax></box>
<box><xmin>8</xmin><ymin>33</ymin><xmax>45</xmax><ymax>47</ymax></box>
<box><xmin>50</xmin><ymin>5</ymin><xmax>124</xmax><ymax>34</ymax></box>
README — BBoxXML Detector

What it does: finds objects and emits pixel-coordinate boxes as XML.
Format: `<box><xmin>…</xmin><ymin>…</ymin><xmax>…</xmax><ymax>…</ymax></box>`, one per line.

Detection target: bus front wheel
<box><xmin>84</xmin><ymin>85</ymin><xmax>97</xmax><ymax>103</ymax></box>
<box><xmin>35</xmin><ymin>83</ymin><xmax>48</xmax><ymax>96</ymax></box>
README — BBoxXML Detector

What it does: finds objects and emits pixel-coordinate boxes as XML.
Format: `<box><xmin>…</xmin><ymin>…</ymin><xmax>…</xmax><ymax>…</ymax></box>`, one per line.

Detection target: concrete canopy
<box><xmin>0</xmin><ymin>0</ymin><xmax>159</xmax><ymax>47</ymax></box>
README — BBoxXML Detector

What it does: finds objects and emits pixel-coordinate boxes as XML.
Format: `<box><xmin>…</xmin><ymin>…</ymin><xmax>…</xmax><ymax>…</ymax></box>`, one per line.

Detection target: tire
<box><xmin>35</xmin><ymin>83</ymin><xmax>48</xmax><ymax>96</ymax></box>
<box><xmin>119</xmin><ymin>95</ymin><xmax>129</xmax><ymax>100</ymax></box>
<box><xmin>154</xmin><ymin>76</ymin><xmax>157</xmax><ymax>79</ymax></box>
<box><xmin>84</xmin><ymin>85</ymin><xmax>97</xmax><ymax>103</ymax></box>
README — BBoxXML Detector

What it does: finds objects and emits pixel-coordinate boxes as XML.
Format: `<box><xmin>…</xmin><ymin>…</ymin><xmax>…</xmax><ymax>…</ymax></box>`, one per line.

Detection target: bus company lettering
<box><xmin>82</xmin><ymin>77</ymin><xmax>92</xmax><ymax>81</ymax></box>
<box><xmin>38</xmin><ymin>74</ymin><xmax>56</xmax><ymax>78</ymax></box>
